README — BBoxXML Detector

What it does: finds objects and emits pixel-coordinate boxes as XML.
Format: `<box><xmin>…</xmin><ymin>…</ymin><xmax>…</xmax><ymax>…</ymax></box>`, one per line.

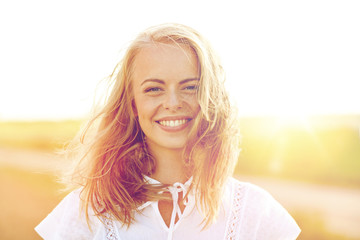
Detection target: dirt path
<box><xmin>237</xmin><ymin>175</ymin><xmax>360</xmax><ymax>239</ymax></box>
<box><xmin>1</xmin><ymin>147</ymin><xmax>360</xmax><ymax>239</ymax></box>
<box><xmin>0</xmin><ymin>147</ymin><xmax>64</xmax><ymax>173</ymax></box>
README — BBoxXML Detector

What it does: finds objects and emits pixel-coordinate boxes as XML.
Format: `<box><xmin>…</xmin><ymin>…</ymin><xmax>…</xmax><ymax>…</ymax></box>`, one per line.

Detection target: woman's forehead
<box><xmin>131</xmin><ymin>42</ymin><xmax>199</xmax><ymax>85</ymax></box>
<box><xmin>134</xmin><ymin>42</ymin><xmax>197</xmax><ymax>67</ymax></box>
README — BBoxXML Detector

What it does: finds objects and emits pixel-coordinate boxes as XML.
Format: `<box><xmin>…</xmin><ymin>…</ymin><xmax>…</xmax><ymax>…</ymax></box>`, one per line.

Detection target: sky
<box><xmin>0</xmin><ymin>0</ymin><xmax>359</xmax><ymax>120</ymax></box>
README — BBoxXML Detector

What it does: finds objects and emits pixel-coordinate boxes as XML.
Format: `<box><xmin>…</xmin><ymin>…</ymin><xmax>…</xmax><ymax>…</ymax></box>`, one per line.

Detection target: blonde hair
<box><xmin>65</xmin><ymin>23</ymin><xmax>240</xmax><ymax>228</ymax></box>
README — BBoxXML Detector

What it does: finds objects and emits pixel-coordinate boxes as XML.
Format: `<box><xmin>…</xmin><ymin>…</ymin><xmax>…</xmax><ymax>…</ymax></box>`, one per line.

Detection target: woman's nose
<box><xmin>163</xmin><ymin>90</ymin><xmax>182</xmax><ymax>111</ymax></box>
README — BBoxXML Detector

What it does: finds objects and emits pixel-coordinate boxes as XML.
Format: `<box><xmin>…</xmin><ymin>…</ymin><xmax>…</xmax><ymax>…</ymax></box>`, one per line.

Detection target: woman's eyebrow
<box><xmin>179</xmin><ymin>78</ymin><xmax>200</xmax><ymax>84</ymax></box>
<box><xmin>141</xmin><ymin>78</ymin><xmax>199</xmax><ymax>86</ymax></box>
<box><xmin>141</xmin><ymin>79</ymin><xmax>165</xmax><ymax>86</ymax></box>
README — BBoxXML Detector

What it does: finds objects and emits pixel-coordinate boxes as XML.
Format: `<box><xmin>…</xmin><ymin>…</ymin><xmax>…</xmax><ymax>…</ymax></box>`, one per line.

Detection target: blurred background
<box><xmin>0</xmin><ymin>0</ymin><xmax>359</xmax><ymax>239</ymax></box>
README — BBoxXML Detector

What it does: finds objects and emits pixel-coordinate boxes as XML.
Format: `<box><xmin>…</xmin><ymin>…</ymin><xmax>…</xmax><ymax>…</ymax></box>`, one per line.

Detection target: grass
<box><xmin>293</xmin><ymin>211</ymin><xmax>359</xmax><ymax>240</ymax></box>
<box><xmin>235</xmin><ymin>115</ymin><xmax>360</xmax><ymax>188</ymax></box>
<box><xmin>0</xmin><ymin>167</ymin><xmax>68</xmax><ymax>240</ymax></box>
<box><xmin>0</xmin><ymin>120</ymin><xmax>82</xmax><ymax>151</ymax></box>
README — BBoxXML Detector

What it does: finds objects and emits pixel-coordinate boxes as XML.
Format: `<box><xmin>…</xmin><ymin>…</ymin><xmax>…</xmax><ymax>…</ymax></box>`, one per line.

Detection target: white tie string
<box><xmin>166</xmin><ymin>182</ymin><xmax>189</xmax><ymax>240</ymax></box>
<box><xmin>142</xmin><ymin>175</ymin><xmax>193</xmax><ymax>240</ymax></box>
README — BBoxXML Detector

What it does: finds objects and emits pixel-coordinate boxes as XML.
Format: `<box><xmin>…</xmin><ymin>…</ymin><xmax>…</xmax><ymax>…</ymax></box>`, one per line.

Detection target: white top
<box><xmin>35</xmin><ymin>177</ymin><xmax>300</xmax><ymax>240</ymax></box>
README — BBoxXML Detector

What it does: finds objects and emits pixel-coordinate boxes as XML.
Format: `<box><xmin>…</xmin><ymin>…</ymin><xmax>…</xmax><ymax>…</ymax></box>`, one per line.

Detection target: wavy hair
<box><xmin>65</xmin><ymin>23</ymin><xmax>240</xmax><ymax>228</ymax></box>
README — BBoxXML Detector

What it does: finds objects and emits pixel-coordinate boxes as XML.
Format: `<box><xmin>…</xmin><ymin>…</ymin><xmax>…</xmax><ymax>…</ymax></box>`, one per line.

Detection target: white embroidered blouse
<box><xmin>35</xmin><ymin>177</ymin><xmax>301</xmax><ymax>240</ymax></box>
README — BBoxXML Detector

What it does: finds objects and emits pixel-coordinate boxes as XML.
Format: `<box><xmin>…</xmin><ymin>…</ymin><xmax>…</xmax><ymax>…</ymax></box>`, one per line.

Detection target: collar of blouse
<box><xmin>138</xmin><ymin>176</ymin><xmax>195</xmax><ymax>240</ymax></box>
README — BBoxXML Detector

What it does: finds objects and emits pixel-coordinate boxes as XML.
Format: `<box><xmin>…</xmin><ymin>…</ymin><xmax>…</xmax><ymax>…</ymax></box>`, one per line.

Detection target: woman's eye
<box><xmin>184</xmin><ymin>85</ymin><xmax>198</xmax><ymax>90</ymax></box>
<box><xmin>145</xmin><ymin>87</ymin><xmax>162</xmax><ymax>93</ymax></box>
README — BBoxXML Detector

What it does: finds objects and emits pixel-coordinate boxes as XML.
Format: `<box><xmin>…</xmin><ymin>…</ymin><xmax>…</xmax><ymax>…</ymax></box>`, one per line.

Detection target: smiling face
<box><xmin>132</xmin><ymin>42</ymin><xmax>200</xmax><ymax>153</ymax></box>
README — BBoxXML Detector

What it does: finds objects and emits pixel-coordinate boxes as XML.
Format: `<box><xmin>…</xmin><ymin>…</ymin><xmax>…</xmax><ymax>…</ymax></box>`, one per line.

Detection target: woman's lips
<box><xmin>158</xmin><ymin>119</ymin><xmax>188</xmax><ymax>127</ymax></box>
<box><xmin>155</xmin><ymin>118</ymin><xmax>192</xmax><ymax>132</ymax></box>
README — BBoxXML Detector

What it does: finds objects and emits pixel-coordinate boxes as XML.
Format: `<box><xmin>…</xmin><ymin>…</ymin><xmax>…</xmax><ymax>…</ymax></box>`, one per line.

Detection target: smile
<box><xmin>157</xmin><ymin>119</ymin><xmax>190</xmax><ymax>127</ymax></box>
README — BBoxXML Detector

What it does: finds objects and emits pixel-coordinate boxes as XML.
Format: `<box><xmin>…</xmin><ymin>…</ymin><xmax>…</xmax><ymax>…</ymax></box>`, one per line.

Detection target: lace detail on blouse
<box><xmin>104</xmin><ymin>214</ymin><xmax>118</xmax><ymax>240</ymax></box>
<box><xmin>225</xmin><ymin>181</ymin><xmax>245</xmax><ymax>240</ymax></box>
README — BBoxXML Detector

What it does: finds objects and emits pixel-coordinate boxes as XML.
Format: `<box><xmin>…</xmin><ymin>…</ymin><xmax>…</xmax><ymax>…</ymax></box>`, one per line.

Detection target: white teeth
<box><xmin>158</xmin><ymin>119</ymin><xmax>187</xmax><ymax>127</ymax></box>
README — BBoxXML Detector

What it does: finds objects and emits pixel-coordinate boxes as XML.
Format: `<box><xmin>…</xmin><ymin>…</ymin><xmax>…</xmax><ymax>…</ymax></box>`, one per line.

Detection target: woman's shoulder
<box><xmin>225</xmin><ymin>177</ymin><xmax>301</xmax><ymax>239</ymax></box>
<box><xmin>227</xmin><ymin>177</ymin><xmax>291</xmax><ymax>207</ymax></box>
<box><xmin>35</xmin><ymin>189</ymin><xmax>104</xmax><ymax>240</ymax></box>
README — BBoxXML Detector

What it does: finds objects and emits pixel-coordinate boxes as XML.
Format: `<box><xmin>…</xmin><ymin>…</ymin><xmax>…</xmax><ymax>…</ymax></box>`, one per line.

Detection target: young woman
<box><xmin>35</xmin><ymin>23</ymin><xmax>301</xmax><ymax>240</ymax></box>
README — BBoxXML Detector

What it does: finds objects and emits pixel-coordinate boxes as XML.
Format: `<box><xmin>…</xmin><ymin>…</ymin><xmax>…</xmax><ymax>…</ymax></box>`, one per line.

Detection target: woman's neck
<box><xmin>146</xmin><ymin>142</ymin><xmax>188</xmax><ymax>185</ymax></box>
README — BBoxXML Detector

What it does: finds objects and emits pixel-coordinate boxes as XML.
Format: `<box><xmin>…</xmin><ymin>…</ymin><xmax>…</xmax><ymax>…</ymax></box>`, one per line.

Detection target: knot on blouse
<box><xmin>142</xmin><ymin>176</ymin><xmax>193</xmax><ymax>240</ymax></box>
<box><xmin>166</xmin><ymin>181</ymin><xmax>191</xmax><ymax>240</ymax></box>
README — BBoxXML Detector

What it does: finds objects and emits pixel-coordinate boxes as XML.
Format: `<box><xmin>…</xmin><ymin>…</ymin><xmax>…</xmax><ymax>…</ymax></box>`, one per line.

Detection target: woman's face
<box><xmin>132</xmin><ymin>42</ymin><xmax>200</xmax><ymax>152</ymax></box>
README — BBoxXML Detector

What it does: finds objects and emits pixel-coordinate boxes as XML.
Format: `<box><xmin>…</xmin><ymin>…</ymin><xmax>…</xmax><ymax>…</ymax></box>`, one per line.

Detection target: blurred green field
<box><xmin>236</xmin><ymin>115</ymin><xmax>360</xmax><ymax>188</ymax></box>
<box><xmin>1</xmin><ymin>115</ymin><xmax>360</xmax><ymax>239</ymax></box>
<box><xmin>0</xmin><ymin>120</ymin><xmax>82</xmax><ymax>151</ymax></box>
<box><xmin>1</xmin><ymin>115</ymin><xmax>359</xmax><ymax>187</ymax></box>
